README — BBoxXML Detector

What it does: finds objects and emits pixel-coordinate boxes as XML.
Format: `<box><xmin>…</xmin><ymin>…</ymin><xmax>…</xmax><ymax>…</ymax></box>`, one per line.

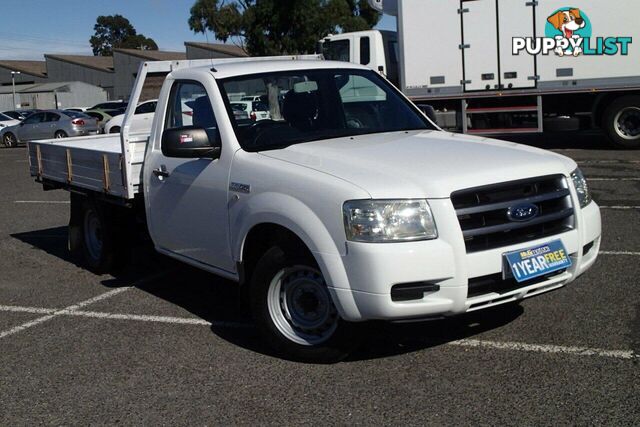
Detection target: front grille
<box><xmin>467</xmin><ymin>269</ymin><xmax>567</xmax><ymax>298</ymax></box>
<box><xmin>451</xmin><ymin>175</ymin><xmax>574</xmax><ymax>253</ymax></box>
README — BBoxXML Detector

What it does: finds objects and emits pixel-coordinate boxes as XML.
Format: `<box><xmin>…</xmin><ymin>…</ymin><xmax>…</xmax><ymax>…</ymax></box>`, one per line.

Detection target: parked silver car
<box><xmin>1</xmin><ymin>110</ymin><xmax>98</xmax><ymax>148</ymax></box>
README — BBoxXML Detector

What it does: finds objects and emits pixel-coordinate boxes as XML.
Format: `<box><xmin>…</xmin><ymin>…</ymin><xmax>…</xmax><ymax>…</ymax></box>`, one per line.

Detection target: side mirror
<box><xmin>161</xmin><ymin>126</ymin><xmax>221</xmax><ymax>159</ymax></box>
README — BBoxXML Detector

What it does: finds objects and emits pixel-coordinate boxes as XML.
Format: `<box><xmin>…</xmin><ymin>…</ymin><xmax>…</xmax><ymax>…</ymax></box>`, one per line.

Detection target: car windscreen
<box><xmin>0</xmin><ymin>112</ymin><xmax>13</xmax><ymax>121</ymax></box>
<box><xmin>218</xmin><ymin>69</ymin><xmax>434</xmax><ymax>152</ymax></box>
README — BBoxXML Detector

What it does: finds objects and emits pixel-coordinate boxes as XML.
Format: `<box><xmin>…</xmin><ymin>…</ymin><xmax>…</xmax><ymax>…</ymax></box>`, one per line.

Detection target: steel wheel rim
<box><xmin>614</xmin><ymin>107</ymin><xmax>640</xmax><ymax>140</ymax></box>
<box><xmin>83</xmin><ymin>208</ymin><xmax>103</xmax><ymax>261</ymax></box>
<box><xmin>267</xmin><ymin>266</ymin><xmax>338</xmax><ymax>346</ymax></box>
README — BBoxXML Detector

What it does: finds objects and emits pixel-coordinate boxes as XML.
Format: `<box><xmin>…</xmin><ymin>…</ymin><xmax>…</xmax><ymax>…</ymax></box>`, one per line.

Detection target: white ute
<box><xmin>28</xmin><ymin>57</ymin><xmax>601</xmax><ymax>362</ymax></box>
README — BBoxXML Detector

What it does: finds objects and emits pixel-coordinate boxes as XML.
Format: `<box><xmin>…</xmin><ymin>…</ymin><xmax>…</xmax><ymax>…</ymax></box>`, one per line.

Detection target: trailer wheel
<box><xmin>603</xmin><ymin>96</ymin><xmax>640</xmax><ymax>149</ymax></box>
<box><xmin>71</xmin><ymin>197</ymin><xmax>116</xmax><ymax>274</ymax></box>
<box><xmin>250</xmin><ymin>245</ymin><xmax>358</xmax><ymax>363</ymax></box>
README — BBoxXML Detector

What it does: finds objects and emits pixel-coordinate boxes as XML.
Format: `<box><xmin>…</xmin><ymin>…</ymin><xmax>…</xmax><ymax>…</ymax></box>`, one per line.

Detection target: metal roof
<box><xmin>113</xmin><ymin>48</ymin><xmax>187</xmax><ymax>61</ymax></box>
<box><xmin>184</xmin><ymin>42</ymin><xmax>249</xmax><ymax>57</ymax></box>
<box><xmin>44</xmin><ymin>55</ymin><xmax>114</xmax><ymax>73</ymax></box>
<box><xmin>0</xmin><ymin>60</ymin><xmax>47</xmax><ymax>77</ymax></box>
<box><xmin>0</xmin><ymin>81</ymin><xmax>100</xmax><ymax>94</ymax></box>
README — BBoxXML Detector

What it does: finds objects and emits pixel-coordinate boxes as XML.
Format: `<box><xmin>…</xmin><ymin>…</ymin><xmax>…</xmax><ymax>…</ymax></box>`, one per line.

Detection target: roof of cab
<box><xmin>180</xmin><ymin>59</ymin><xmax>370</xmax><ymax>79</ymax></box>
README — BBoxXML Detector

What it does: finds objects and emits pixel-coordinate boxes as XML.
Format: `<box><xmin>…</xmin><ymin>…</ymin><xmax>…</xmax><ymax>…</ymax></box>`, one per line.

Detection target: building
<box><xmin>185</xmin><ymin>42</ymin><xmax>248</xmax><ymax>60</ymax></box>
<box><xmin>113</xmin><ymin>49</ymin><xmax>186</xmax><ymax>101</ymax></box>
<box><xmin>0</xmin><ymin>61</ymin><xmax>48</xmax><ymax>87</ymax></box>
<box><xmin>0</xmin><ymin>81</ymin><xmax>107</xmax><ymax>111</ymax></box>
<box><xmin>45</xmin><ymin>55</ymin><xmax>115</xmax><ymax>99</ymax></box>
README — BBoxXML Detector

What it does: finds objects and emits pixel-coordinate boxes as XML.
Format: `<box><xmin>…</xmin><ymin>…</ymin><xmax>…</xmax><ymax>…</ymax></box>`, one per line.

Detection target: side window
<box><xmin>323</xmin><ymin>39</ymin><xmax>350</xmax><ymax>62</ymax></box>
<box><xmin>135</xmin><ymin>101</ymin><xmax>157</xmax><ymax>114</ymax></box>
<box><xmin>23</xmin><ymin>113</ymin><xmax>44</xmax><ymax>124</ymax></box>
<box><xmin>165</xmin><ymin>81</ymin><xmax>216</xmax><ymax>130</ymax></box>
<box><xmin>46</xmin><ymin>113</ymin><xmax>60</xmax><ymax>122</ymax></box>
<box><xmin>360</xmin><ymin>37</ymin><xmax>371</xmax><ymax>65</ymax></box>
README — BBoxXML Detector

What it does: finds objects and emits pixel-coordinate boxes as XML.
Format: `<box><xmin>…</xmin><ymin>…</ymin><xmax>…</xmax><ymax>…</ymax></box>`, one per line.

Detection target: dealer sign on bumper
<box><xmin>505</xmin><ymin>240</ymin><xmax>572</xmax><ymax>283</ymax></box>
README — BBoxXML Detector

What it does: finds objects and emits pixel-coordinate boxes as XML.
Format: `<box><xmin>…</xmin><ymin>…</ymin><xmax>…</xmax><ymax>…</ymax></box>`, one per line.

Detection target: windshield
<box><xmin>219</xmin><ymin>69</ymin><xmax>434</xmax><ymax>152</ymax></box>
<box><xmin>0</xmin><ymin>112</ymin><xmax>13</xmax><ymax>121</ymax></box>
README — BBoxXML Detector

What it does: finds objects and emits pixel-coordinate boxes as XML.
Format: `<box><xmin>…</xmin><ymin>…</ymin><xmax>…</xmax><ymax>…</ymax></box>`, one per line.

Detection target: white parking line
<box><xmin>0</xmin><ymin>301</ymin><xmax>633</xmax><ymax>360</ymax></box>
<box><xmin>588</xmin><ymin>178</ymin><xmax>640</xmax><ymax>182</ymax></box>
<box><xmin>448</xmin><ymin>339</ymin><xmax>636</xmax><ymax>360</ymax></box>
<box><xmin>0</xmin><ymin>304</ymin><xmax>250</xmax><ymax>328</ymax></box>
<box><xmin>0</xmin><ymin>273</ymin><xmax>166</xmax><ymax>340</ymax></box>
<box><xmin>599</xmin><ymin>206</ymin><xmax>640</xmax><ymax>210</ymax></box>
<box><xmin>577</xmin><ymin>160</ymin><xmax>640</xmax><ymax>165</ymax></box>
<box><xmin>14</xmin><ymin>200</ymin><xmax>70</xmax><ymax>204</ymax></box>
<box><xmin>0</xmin><ymin>287</ymin><xmax>130</xmax><ymax>340</ymax></box>
<box><xmin>600</xmin><ymin>251</ymin><xmax>640</xmax><ymax>256</ymax></box>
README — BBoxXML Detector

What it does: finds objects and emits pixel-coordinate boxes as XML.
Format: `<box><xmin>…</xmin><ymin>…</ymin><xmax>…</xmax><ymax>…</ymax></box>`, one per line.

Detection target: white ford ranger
<box><xmin>28</xmin><ymin>57</ymin><xmax>601</xmax><ymax>362</ymax></box>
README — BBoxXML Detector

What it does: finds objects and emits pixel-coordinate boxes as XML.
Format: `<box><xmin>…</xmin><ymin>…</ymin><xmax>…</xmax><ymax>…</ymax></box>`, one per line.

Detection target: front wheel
<box><xmin>250</xmin><ymin>245</ymin><xmax>358</xmax><ymax>363</ymax></box>
<box><xmin>109</xmin><ymin>126</ymin><xmax>121</xmax><ymax>134</ymax></box>
<box><xmin>603</xmin><ymin>96</ymin><xmax>640</xmax><ymax>149</ymax></box>
<box><xmin>3</xmin><ymin>132</ymin><xmax>17</xmax><ymax>148</ymax></box>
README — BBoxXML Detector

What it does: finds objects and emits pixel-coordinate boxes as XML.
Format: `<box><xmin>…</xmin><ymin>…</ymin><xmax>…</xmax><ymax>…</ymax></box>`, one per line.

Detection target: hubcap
<box><xmin>83</xmin><ymin>208</ymin><xmax>103</xmax><ymax>261</ymax></box>
<box><xmin>267</xmin><ymin>266</ymin><xmax>338</xmax><ymax>346</ymax></box>
<box><xmin>56</xmin><ymin>132</ymin><xmax>65</xmax><ymax>139</ymax></box>
<box><xmin>614</xmin><ymin>107</ymin><xmax>640</xmax><ymax>140</ymax></box>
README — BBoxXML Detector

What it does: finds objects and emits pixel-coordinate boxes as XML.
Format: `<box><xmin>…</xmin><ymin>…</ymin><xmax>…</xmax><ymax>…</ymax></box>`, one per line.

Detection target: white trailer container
<box><xmin>321</xmin><ymin>0</ymin><xmax>640</xmax><ymax>148</ymax></box>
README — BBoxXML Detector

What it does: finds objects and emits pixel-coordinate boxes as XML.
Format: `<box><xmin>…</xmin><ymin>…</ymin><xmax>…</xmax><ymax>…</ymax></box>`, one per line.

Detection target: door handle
<box><xmin>152</xmin><ymin>165</ymin><xmax>170</xmax><ymax>178</ymax></box>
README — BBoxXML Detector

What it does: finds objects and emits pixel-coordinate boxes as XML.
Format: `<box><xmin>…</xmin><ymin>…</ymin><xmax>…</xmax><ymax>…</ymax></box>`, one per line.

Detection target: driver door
<box><xmin>18</xmin><ymin>112</ymin><xmax>45</xmax><ymax>141</ymax></box>
<box><xmin>145</xmin><ymin>80</ymin><xmax>234</xmax><ymax>273</ymax></box>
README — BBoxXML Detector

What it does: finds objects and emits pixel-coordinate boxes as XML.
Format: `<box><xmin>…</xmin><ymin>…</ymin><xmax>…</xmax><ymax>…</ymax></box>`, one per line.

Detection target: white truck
<box><xmin>28</xmin><ymin>56</ymin><xmax>601</xmax><ymax>362</ymax></box>
<box><xmin>322</xmin><ymin>0</ymin><xmax>640</xmax><ymax>148</ymax></box>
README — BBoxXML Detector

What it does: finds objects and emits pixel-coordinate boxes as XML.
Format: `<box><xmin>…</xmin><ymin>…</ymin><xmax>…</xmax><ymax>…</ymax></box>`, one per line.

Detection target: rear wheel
<box><xmin>54</xmin><ymin>130</ymin><xmax>67</xmax><ymax>139</ymax></box>
<box><xmin>250</xmin><ymin>245</ymin><xmax>358</xmax><ymax>363</ymax></box>
<box><xmin>603</xmin><ymin>96</ymin><xmax>640</xmax><ymax>149</ymax></box>
<box><xmin>3</xmin><ymin>132</ymin><xmax>17</xmax><ymax>148</ymax></box>
<box><xmin>69</xmin><ymin>196</ymin><xmax>116</xmax><ymax>274</ymax></box>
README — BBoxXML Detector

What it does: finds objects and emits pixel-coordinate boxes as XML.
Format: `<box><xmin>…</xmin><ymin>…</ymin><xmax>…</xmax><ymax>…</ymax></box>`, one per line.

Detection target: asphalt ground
<box><xmin>0</xmin><ymin>131</ymin><xmax>638</xmax><ymax>425</ymax></box>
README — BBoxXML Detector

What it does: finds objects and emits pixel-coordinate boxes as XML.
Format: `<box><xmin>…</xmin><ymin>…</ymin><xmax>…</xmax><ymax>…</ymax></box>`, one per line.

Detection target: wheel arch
<box><xmin>232</xmin><ymin>193</ymin><xmax>345</xmax><ymax>286</ymax></box>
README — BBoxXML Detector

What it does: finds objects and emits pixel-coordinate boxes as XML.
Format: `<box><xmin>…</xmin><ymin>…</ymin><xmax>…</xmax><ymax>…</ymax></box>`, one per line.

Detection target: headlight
<box><xmin>571</xmin><ymin>168</ymin><xmax>592</xmax><ymax>208</ymax></box>
<box><xmin>343</xmin><ymin>199</ymin><xmax>438</xmax><ymax>243</ymax></box>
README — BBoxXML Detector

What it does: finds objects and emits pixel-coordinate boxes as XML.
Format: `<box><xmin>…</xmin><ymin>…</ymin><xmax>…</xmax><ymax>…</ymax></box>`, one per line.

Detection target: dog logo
<box><xmin>513</xmin><ymin>8</ymin><xmax>632</xmax><ymax>57</ymax></box>
<box><xmin>547</xmin><ymin>8</ymin><xmax>586</xmax><ymax>56</ymax></box>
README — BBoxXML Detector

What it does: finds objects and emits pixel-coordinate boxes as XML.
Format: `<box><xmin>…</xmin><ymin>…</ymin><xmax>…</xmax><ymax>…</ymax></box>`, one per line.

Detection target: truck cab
<box><xmin>320</xmin><ymin>30</ymin><xmax>399</xmax><ymax>87</ymax></box>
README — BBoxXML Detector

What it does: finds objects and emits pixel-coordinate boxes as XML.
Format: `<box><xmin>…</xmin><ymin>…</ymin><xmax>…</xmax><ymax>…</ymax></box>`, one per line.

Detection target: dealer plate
<box><xmin>504</xmin><ymin>240</ymin><xmax>572</xmax><ymax>283</ymax></box>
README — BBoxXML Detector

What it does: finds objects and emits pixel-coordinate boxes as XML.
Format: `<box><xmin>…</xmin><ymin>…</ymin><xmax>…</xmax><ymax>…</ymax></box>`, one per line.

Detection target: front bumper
<box><xmin>322</xmin><ymin>199</ymin><xmax>601</xmax><ymax>322</ymax></box>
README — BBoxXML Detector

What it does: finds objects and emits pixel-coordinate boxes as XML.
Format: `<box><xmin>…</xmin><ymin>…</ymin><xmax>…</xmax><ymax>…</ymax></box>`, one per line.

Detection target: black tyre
<box><xmin>109</xmin><ymin>126</ymin><xmax>121</xmax><ymax>134</ymax></box>
<box><xmin>70</xmin><ymin>197</ymin><xmax>116</xmax><ymax>274</ymax></box>
<box><xmin>250</xmin><ymin>245</ymin><xmax>358</xmax><ymax>363</ymax></box>
<box><xmin>54</xmin><ymin>130</ymin><xmax>68</xmax><ymax>139</ymax></box>
<box><xmin>603</xmin><ymin>96</ymin><xmax>640</xmax><ymax>149</ymax></box>
<box><xmin>3</xmin><ymin>132</ymin><xmax>18</xmax><ymax>148</ymax></box>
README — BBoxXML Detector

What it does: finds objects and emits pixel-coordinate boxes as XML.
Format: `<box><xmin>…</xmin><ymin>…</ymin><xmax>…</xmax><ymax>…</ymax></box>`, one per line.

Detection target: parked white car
<box><xmin>0</xmin><ymin>112</ymin><xmax>20</xmax><ymax>129</ymax></box>
<box><xmin>104</xmin><ymin>100</ymin><xmax>157</xmax><ymax>134</ymax></box>
<box><xmin>231</xmin><ymin>100</ymin><xmax>271</xmax><ymax>121</ymax></box>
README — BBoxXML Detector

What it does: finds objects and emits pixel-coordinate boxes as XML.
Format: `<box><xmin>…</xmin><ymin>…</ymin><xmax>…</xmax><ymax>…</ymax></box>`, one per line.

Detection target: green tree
<box><xmin>90</xmin><ymin>15</ymin><xmax>158</xmax><ymax>56</ymax></box>
<box><xmin>188</xmin><ymin>0</ymin><xmax>381</xmax><ymax>56</ymax></box>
